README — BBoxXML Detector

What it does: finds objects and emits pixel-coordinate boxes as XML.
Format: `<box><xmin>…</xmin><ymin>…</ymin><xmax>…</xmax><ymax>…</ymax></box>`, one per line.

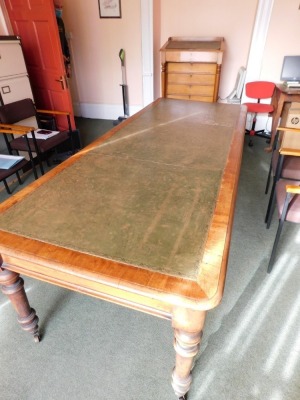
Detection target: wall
<box><xmin>159</xmin><ymin>0</ymin><xmax>258</xmax><ymax>101</ymax></box>
<box><xmin>1</xmin><ymin>1</ymin><xmax>300</xmax><ymax>120</ymax></box>
<box><xmin>63</xmin><ymin>0</ymin><xmax>143</xmax><ymax>118</ymax></box>
<box><xmin>261</xmin><ymin>0</ymin><xmax>300</xmax><ymax>82</ymax></box>
<box><xmin>0</xmin><ymin>0</ymin><xmax>10</xmax><ymax>34</ymax></box>
<box><xmin>153</xmin><ymin>0</ymin><xmax>161</xmax><ymax>100</ymax></box>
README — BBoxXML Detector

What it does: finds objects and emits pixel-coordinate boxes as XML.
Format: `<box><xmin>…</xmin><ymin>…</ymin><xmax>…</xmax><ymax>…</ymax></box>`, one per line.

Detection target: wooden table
<box><xmin>0</xmin><ymin>98</ymin><xmax>246</xmax><ymax>399</ymax></box>
<box><xmin>269</xmin><ymin>84</ymin><xmax>300</xmax><ymax>150</ymax></box>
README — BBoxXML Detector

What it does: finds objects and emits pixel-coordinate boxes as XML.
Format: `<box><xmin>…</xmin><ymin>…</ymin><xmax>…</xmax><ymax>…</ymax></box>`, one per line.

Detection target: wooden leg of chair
<box><xmin>266</xmin><ymin>186</ymin><xmax>277</xmax><ymax>228</ymax></box>
<box><xmin>267</xmin><ymin>192</ymin><xmax>291</xmax><ymax>273</ymax></box>
<box><xmin>265</xmin><ymin>162</ymin><xmax>273</xmax><ymax>194</ymax></box>
<box><xmin>268</xmin><ymin>220</ymin><xmax>284</xmax><ymax>273</ymax></box>
<box><xmin>37</xmin><ymin>155</ymin><xmax>45</xmax><ymax>176</ymax></box>
<box><xmin>265</xmin><ymin>155</ymin><xmax>284</xmax><ymax>225</ymax></box>
<box><xmin>29</xmin><ymin>157</ymin><xmax>39</xmax><ymax>180</ymax></box>
<box><xmin>3</xmin><ymin>179</ymin><xmax>11</xmax><ymax>194</ymax></box>
<box><xmin>0</xmin><ymin>266</ymin><xmax>41</xmax><ymax>342</ymax></box>
<box><xmin>16</xmin><ymin>171</ymin><xmax>23</xmax><ymax>185</ymax></box>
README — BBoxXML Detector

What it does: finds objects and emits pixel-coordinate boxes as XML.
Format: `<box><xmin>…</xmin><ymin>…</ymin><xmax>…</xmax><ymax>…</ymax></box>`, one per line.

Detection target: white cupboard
<box><xmin>0</xmin><ymin>36</ymin><xmax>34</xmax><ymax>105</ymax></box>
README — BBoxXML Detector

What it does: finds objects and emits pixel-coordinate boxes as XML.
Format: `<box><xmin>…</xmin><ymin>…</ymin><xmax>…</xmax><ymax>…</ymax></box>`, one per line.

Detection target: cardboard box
<box><xmin>281</xmin><ymin>102</ymin><xmax>300</xmax><ymax>128</ymax></box>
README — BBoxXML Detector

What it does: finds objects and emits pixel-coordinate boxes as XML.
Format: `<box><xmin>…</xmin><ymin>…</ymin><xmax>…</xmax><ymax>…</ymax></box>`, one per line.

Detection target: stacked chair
<box><xmin>265</xmin><ymin>126</ymin><xmax>300</xmax><ymax>272</ymax></box>
<box><xmin>0</xmin><ymin>98</ymin><xmax>73</xmax><ymax>174</ymax></box>
<box><xmin>265</xmin><ymin>126</ymin><xmax>300</xmax><ymax>194</ymax></box>
<box><xmin>0</xmin><ymin>126</ymin><xmax>31</xmax><ymax>194</ymax></box>
<box><xmin>0</xmin><ymin>98</ymin><xmax>74</xmax><ymax>194</ymax></box>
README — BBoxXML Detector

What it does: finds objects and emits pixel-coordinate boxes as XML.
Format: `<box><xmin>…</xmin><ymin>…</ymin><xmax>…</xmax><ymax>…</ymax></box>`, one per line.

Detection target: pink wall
<box><xmin>153</xmin><ymin>0</ymin><xmax>161</xmax><ymax>99</ymax></box>
<box><xmin>63</xmin><ymin>0</ymin><xmax>143</xmax><ymax>115</ymax></box>
<box><xmin>1</xmin><ymin>1</ymin><xmax>300</xmax><ymax>118</ymax></box>
<box><xmin>159</xmin><ymin>0</ymin><xmax>258</xmax><ymax>100</ymax></box>
<box><xmin>261</xmin><ymin>0</ymin><xmax>300</xmax><ymax>82</ymax></box>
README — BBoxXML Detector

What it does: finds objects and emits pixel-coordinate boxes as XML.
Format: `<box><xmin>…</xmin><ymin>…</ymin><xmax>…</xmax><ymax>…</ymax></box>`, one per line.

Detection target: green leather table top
<box><xmin>0</xmin><ymin>99</ymin><xmax>242</xmax><ymax>280</ymax></box>
<box><xmin>165</xmin><ymin>40</ymin><xmax>222</xmax><ymax>50</ymax></box>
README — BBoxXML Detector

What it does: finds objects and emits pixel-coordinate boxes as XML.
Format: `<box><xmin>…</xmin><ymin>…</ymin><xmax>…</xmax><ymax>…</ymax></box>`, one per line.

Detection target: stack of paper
<box><xmin>27</xmin><ymin>129</ymin><xmax>60</xmax><ymax>140</ymax></box>
<box><xmin>0</xmin><ymin>154</ymin><xmax>24</xmax><ymax>170</ymax></box>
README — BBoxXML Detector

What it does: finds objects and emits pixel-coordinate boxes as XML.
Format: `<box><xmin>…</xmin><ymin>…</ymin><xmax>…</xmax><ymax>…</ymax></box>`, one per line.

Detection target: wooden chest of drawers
<box><xmin>160</xmin><ymin>37</ymin><xmax>224</xmax><ymax>102</ymax></box>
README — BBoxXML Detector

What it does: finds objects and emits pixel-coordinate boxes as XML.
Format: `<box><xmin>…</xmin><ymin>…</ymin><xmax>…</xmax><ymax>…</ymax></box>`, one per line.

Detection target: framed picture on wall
<box><xmin>99</xmin><ymin>0</ymin><xmax>121</xmax><ymax>18</ymax></box>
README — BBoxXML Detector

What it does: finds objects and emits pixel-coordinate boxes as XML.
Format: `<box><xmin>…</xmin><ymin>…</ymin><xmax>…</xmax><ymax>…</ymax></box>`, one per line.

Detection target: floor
<box><xmin>0</xmin><ymin>122</ymin><xmax>299</xmax><ymax>400</ymax></box>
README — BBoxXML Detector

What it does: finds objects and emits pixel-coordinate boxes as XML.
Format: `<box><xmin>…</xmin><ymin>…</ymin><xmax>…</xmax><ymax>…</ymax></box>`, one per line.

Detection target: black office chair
<box><xmin>0</xmin><ymin>98</ymin><xmax>74</xmax><ymax>177</ymax></box>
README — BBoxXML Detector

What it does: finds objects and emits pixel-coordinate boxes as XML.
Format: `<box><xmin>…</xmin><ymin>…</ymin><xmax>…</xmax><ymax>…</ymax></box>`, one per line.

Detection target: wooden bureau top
<box><xmin>160</xmin><ymin>37</ymin><xmax>224</xmax><ymax>64</ymax></box>
<box><xmin>162</xmin><ymin>36</ymin><xmax>224</xmax><ymax>51</ymax></box>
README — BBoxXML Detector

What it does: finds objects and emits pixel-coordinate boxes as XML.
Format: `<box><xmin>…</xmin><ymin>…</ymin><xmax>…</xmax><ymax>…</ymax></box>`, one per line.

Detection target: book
<box><xmin>27</xmin><ymin>129</ymin><xmax>60</xmax><ymax>140</ymax></box>
<box><xmin>0</xmin><ymin>154</ymin><xmax>25</xmax><ymax>170</ymax></box>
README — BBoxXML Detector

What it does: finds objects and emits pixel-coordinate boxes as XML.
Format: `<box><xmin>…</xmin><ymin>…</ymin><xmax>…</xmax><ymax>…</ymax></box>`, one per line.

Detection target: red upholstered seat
<box><xmin>244</xmin><ymin>103</ymin><xmax>274</xmax><ymax>114</ymax></box>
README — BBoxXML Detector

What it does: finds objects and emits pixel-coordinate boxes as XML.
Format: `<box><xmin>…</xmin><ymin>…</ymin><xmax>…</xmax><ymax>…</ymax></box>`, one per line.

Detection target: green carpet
<box><xmin>0</xmin><ymin>122</ymin><xmax>299</xmax><ymax>400</ymax></box>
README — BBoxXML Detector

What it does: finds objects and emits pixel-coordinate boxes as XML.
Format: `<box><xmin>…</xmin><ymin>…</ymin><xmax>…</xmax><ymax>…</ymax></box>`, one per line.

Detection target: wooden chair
<box><xmin>265</xmin><ymin>127</ymin><xmax>300</xmax><ymax>272</ymax></box>
<box><xmin>0</xmin><ymin>155</ymin><xmax>29</xmax><ymax>194</ymax></box>
<box><xmin>243</xmin><ymin>81</ymin><xmax>275</xmax><ymax>147</ymax></box>
<box><xmin>0</xmin><ymin>124</ymin><xmax>38</xmax><ymax>180</ymax></box>
<box><xmin>265</xmin><ymin>126</ymin><xmax>300</xmax><ymax>226</ymax></box>
<box><xmin>265</xmin><ymin>126</ymin><xmax>300</xmax><ymax>194</ymax></box>
<box><xmin>0</xmin><ymin>98</ymin><xmax>74</xmax><ymax>177</ymax></box>
<box><xmin>267</xmin><ymin>181</ymin><xmax>300</xmax><ymax>273</ymax></box>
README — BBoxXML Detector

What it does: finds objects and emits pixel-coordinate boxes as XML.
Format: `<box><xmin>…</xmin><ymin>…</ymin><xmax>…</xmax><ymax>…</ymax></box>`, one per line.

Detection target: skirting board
<box><xmin>73</xmin><ymin>102</ymin><xmax>143</xmax><ymax>120</ymax></box>
<box><xmin>73</xmin><ymin>102</ymin><xmax>272</xmax><ymax>132</ymax></box>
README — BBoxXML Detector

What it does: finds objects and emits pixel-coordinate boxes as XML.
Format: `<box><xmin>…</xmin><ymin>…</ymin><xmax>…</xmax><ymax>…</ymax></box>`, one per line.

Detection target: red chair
<box><xmin>243</xmin><ymin>81</ymin><xmax>275</xmax><ymax>147</ymax></box>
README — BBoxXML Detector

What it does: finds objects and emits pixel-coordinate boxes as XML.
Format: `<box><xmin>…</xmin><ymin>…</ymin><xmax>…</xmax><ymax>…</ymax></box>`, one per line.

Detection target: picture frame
<box><xmin>99</xmin><ymin>0</ymin><xmax>121</xmax><ymax>18</ymax></box>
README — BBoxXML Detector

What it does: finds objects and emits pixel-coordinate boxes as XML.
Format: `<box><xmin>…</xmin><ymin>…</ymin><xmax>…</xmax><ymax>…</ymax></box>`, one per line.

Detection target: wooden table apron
<box><xmin>0</xmin><ymin>98</ymin><xmax>246</xmax><ymax>398</ymax></box>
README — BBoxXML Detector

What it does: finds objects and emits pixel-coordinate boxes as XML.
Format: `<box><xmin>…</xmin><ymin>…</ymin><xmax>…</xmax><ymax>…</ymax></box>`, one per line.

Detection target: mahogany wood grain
<box><xmin>0</xmin><ymin>265</ymin><xmax>40</xmax><ymax>342</ymax></box>
<box><xmin>0</xmin><ymin>98</ymin><xmax>246</xmax><ymax>398</ymax></box>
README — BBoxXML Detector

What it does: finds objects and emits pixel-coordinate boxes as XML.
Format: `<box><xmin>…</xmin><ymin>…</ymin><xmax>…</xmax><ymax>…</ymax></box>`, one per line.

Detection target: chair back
<box><xmin>0</xmin><ymin>98</ymin><xmax>38</xmax><ymax>128</ymax></box>
<box><xmin>245</xmin><ymin>81</ymin><xmax>275</xmax><ymax>100</ymax></box>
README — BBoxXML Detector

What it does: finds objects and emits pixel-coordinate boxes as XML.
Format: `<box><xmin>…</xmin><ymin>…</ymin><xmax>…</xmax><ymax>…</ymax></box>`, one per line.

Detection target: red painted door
<box><xmin>4</xmin><ymin>0</ymin><xmax>75</xmax><ymax>130</ymax></box>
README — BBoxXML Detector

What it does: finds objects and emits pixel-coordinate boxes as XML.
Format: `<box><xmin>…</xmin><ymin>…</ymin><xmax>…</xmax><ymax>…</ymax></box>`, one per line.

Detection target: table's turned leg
<box><xmin>171</xmin><ymin>308</ymin><xmax>206</xmax><ymax>399</ymax></box>
<box><xmin>0</xmin><ymin>267</ymin><xmax>40</xmax><ymax>342</ymax></box>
